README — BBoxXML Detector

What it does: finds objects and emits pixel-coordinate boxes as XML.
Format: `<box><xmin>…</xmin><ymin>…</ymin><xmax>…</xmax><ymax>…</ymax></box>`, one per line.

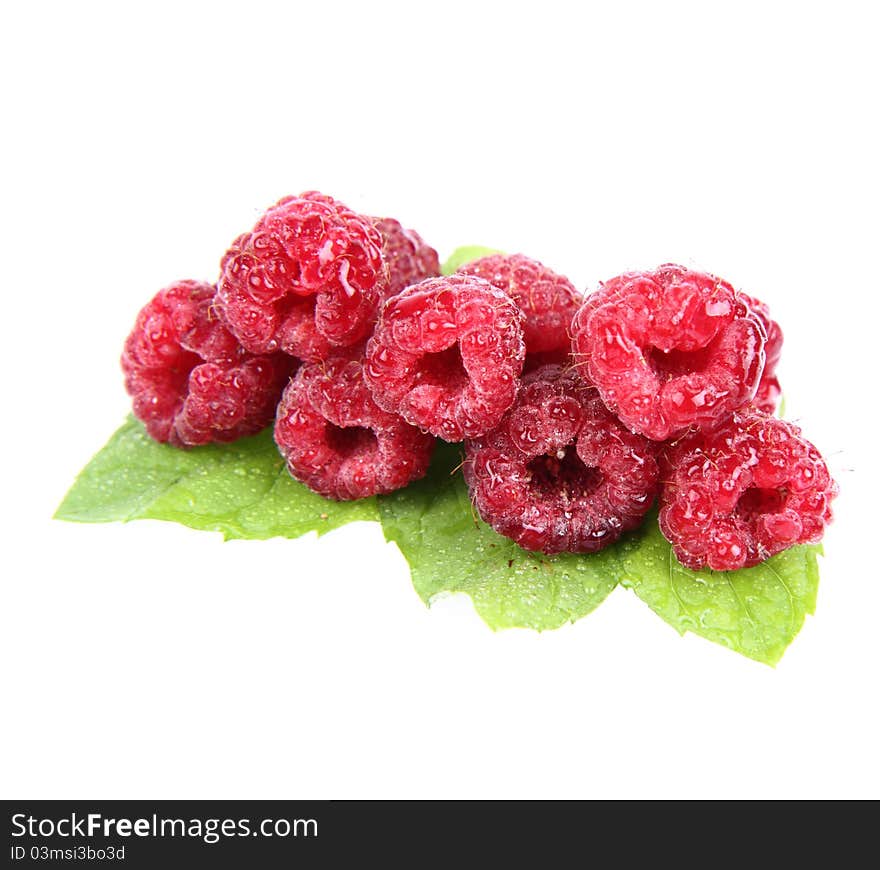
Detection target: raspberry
<box><xmin>274</xmin><ymin>349</ymin><xmax>435</xmax><ymax>500</ymax></box>
<box><xmin>571</xmin><ymin>264</ymin><xmax>766</xmax><ymax>440</ymax></box>
<box><xmin>463</xmin><ymin>365</ymin><xmax>660</xmax><ymax>554</ymax></box>
<box><xmin>122</xmin><ymin>280</ymin><xmax>294</xmax><ymax>447</ymax></box>
<box><xmin>741</xmin><ymin>292</ymin><xmax>783</xmax><ymax>414</ymax></box>
<box><xmin>371</xmin><ymin>217</ymin><xmax>440</xmax><ymax>295</ymax></box>
<box><xmin>216</xmin><ymin>192</ymin><xmax>385</xmax><ymax>362</ymax></box>
<box><xmin>659</xmin><ymin>409</ymin><xmax>837</xmax><ymax>570</ymax></box>
<box><xmin>364</xmin><ymin>275</ymin><xmax>525</xmax><ymax>441</ymax></box>
<box><xmin>458</xmin><ymin>253</ymin><xmax>582</xmax><ymax>354</ymax></box>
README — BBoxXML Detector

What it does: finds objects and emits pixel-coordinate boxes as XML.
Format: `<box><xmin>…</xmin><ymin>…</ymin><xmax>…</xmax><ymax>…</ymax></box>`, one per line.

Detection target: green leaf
<box><xmin>441</xmin><ymin>245</ymin><xmax>503</xmax><ymax>276</ymax></box>
<box><xmin>378</xmin><ymin>443</ymin><xmax>620</xmax><ymax>630</ymax></box>
<box><xmin>55</xmin><ymin>417</ymin><xmax>378</xmax><ymax>539</ymax></box>
<box><xmin>616</xmin><ymin>516</ymin><xmax>821</xmax><ymax>665</ymax></box>
<box><xmin>58</xmin><ymin>388</ymin><xmax>822</xmax><ymax>662</ymax></box>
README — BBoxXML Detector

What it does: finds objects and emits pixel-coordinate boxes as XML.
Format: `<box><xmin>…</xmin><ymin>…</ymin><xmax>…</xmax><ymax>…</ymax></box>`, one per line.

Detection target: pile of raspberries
<box><xmin>122</xmin><ymin>191</ymin><xmax>837</xmax><ymax>571</ymax></box>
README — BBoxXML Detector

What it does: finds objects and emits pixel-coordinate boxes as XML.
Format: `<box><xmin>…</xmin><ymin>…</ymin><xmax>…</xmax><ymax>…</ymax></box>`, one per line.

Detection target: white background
<box><xmin>2</xmin><ymin>1</ymin><xmax>878</xmax><ymax>798</ymax></box>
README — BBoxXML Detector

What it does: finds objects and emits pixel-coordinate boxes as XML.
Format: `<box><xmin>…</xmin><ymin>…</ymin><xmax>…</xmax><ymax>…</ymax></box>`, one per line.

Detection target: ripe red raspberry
<box><xmin>122</xmin><ymin>280</ymin><xmax>294</xmax><ymax>447</ymax></box>
<box><xmin>571</xmin><ymin>264</ymin><xmax>766</xmax><ymax>441</ymax></box>
<box><xmin>659</xmin><ymin>409</ymin><xmax>837</xmax><ymax>571</ymax></box>
<box><xmin>371</xmin><ymin>217</ymin><xmax>440</xmax><ymax>296</ymax></box>
<box><xmin>741</xmin><ymin>292</ymin><xmax>783</xmax><ymax>414</ymax></box>
<box><xmin>458</xmin><ymin>253</ymin><xmax>582</xmax><ymax>354</ymax></box>
<box><xmin>463</xmin><ymin>365</ymin><xmax>660</xmax><ymax>554</ymax></box>
<box><xmin>364</xmin><ymin>275</ymin><xmax>525</xmax><ymax>441</ymax></box>
<box><xmin>274</xmin><ymin>349</ymin><xmax>435</xmax><ymax>500</ymax></box>
<box><xmin>216</xmin><ymin>192</ymin><xmax>385</xmax><ymax>362</ymax></box>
